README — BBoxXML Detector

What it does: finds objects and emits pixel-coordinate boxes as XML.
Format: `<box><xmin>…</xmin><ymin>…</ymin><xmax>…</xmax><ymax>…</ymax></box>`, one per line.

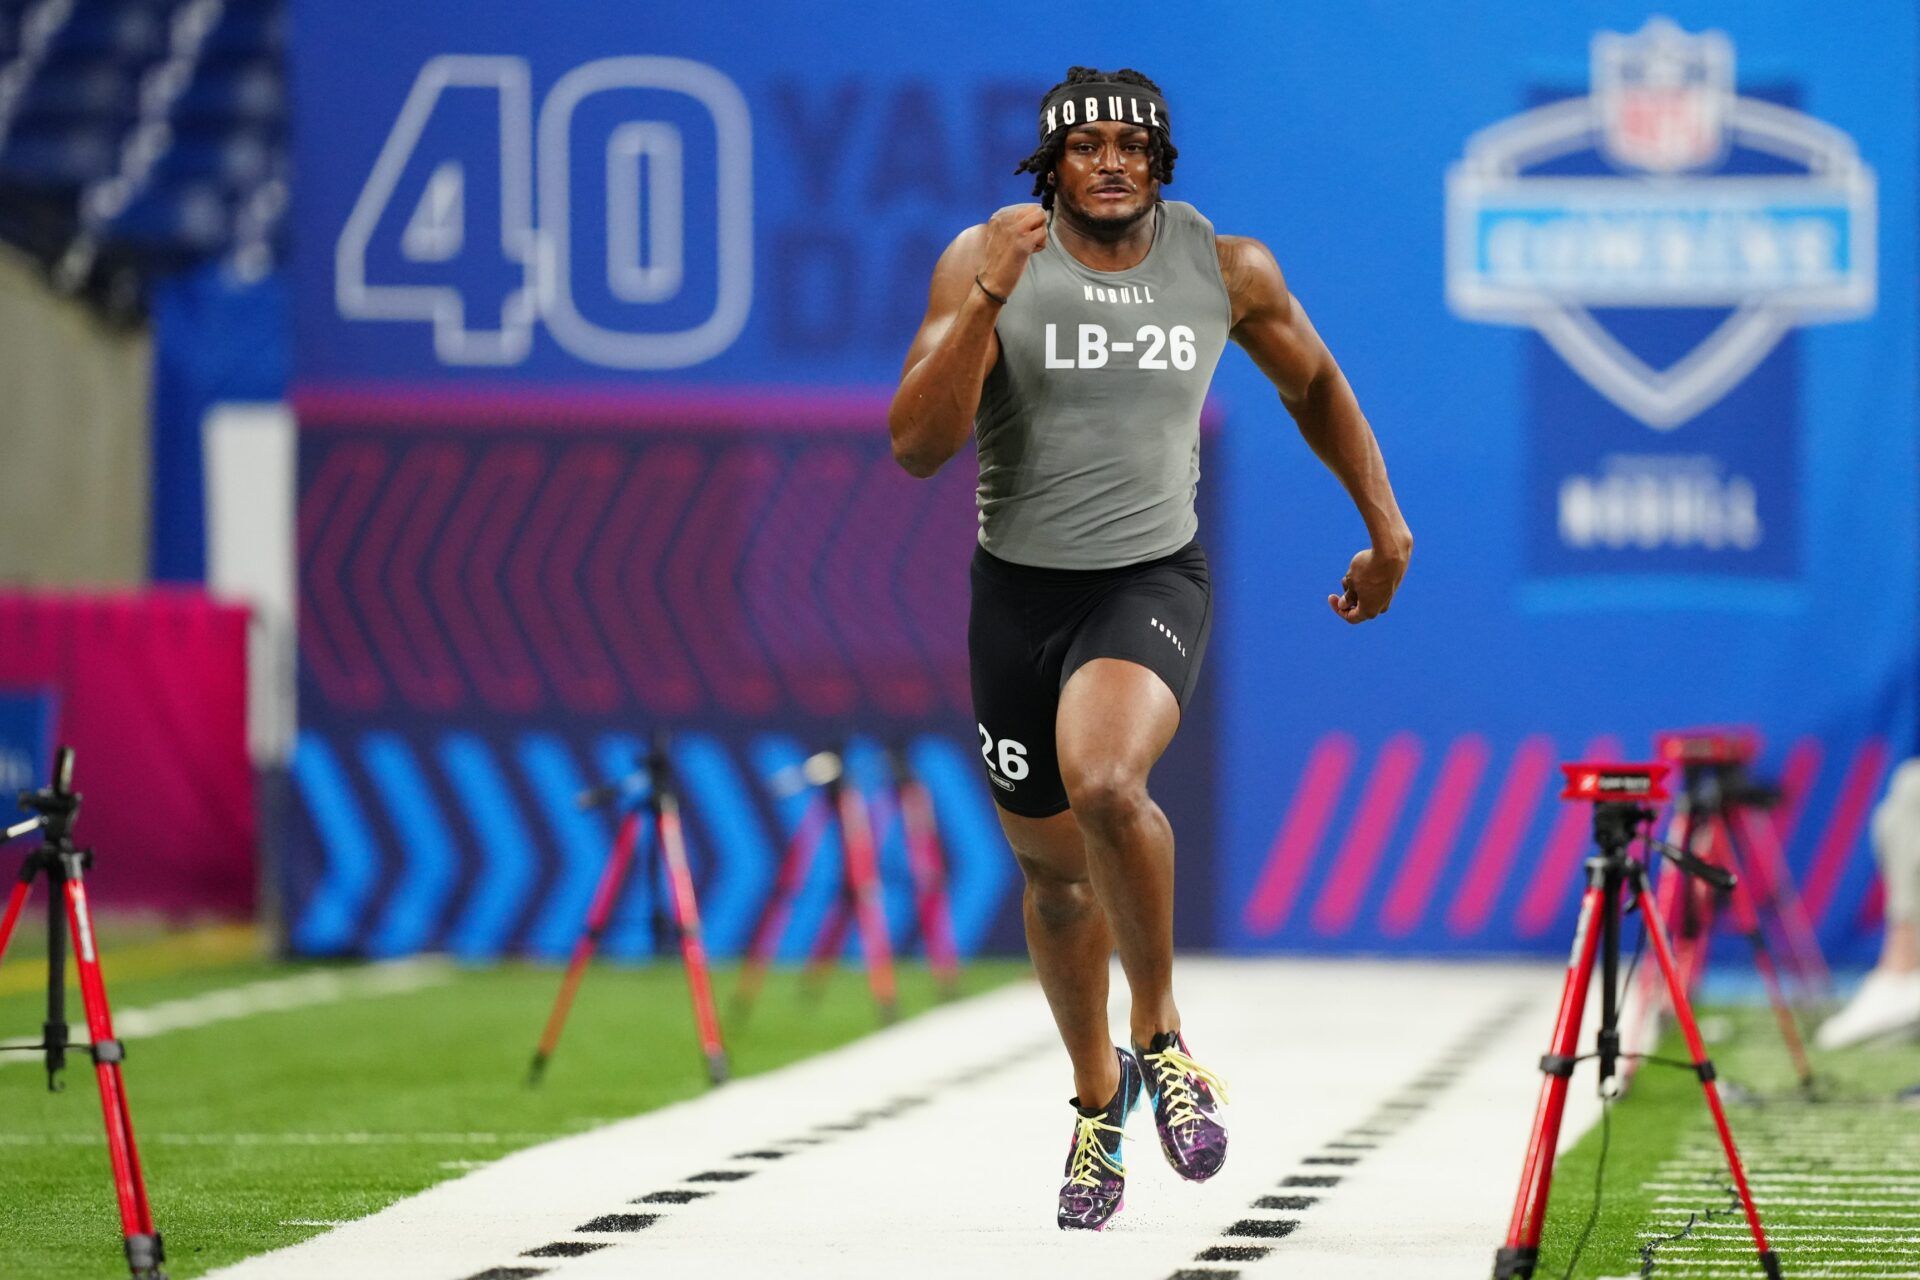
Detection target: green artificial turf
<box><xmin>1538</xmin><ymin>1004</ymin><xmax>1920</xmax><ymax>1278</ymax></box>
<box><xmin>0</xmin><ymin>939</ymin><xmax>1027</xmax><ymax>1279</ymax></box>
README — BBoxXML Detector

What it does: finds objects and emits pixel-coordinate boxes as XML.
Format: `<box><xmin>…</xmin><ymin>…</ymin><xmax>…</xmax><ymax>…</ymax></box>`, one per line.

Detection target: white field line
<box><xmin>1657</xmin><ymin>1253</ymin><xmax>1920</xmax><ymax>1260</ymax></box>
<box><xmin>1641</xmin><ymin>1258</ymin><xmax>1920</xmax><ymax>1270</ymax></box>
<box><xmin>1681</xmin><ymin>1155</ymin><xmax>1920</xmax><ymax>1170</ymax></box>
<box><xmin>1643</xmin><ymin>1182</ymin><xmax>1920</xmax><ymax>1205</ymax></box>
<box><xmin>0</xmin><ymin>960</ymin><xmax>451</xmax><ymax>1065</ymax></box>
<box><xmin>200</xmin><ymin>958</ymin><xmax>1579</xmax><ymax>1280</ymax></box>
<box><xmin>1656</xmin><ymin>1258</ymin><xmax>1920</xmax><ymax>1266</ymax></box>
<box><xmin>0</xmin><ymin>1131</ymin><xmax>576</xmax><ymax>1146</ymax></box>
<box><xmin>1662</xmin><ymin>1130</ymin><xmax>1917</xmax><ymax>1140</ymax></box>
<box><xmin>1658</xmin><ymin>1243</ymin><xmax>1920</xmax><ymax>1258</ymax></box>
<box><xmin>1651</xmin><ymin>1172</ymin><xmax>1920</xmax><ymax>1183</ymax></box>
<box><xmin>1725</xmin><ymin>1147</ymin><xmax>1920</xmax><ymax>1156</ymax></box>
<box><xmin>1717</xmin><ymin>1114</ymin><xmax>1920</xmax><ymax>1124</ymax></box>
<box><xmin>1643</xmin><ymin>1258</ymin><xmax>1920</xmax><ymax>1266</ymax></box>
<box><xmin>1653</xmin><ymin>1246</ymin><xmax>1920</xmax><ymax>1256</ymax></box>
<box><xmin>1646</xmin><ymin>1223</ymin><xmax>1920</xmax><ymax>1235</ymax></box>
<box><xmin>1655</xmin><ymin>1193</ymin><xmax>1920</xmax><ymax>1209</ymax></box>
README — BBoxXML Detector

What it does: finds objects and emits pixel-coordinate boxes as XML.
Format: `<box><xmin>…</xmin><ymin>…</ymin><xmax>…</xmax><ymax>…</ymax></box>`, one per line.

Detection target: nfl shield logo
<box><xmin>1594</xmin><ymin>17</ymin><xmax>1732</xmax><ymax>173</ymax></box>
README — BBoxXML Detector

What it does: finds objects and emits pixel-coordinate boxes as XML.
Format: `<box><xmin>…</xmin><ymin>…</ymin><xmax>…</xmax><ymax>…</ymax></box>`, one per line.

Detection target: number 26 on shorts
<box><xmin>978</xmin><ymin>725</ymin><xmax>1030</xmax><ymax>780</ymax></box>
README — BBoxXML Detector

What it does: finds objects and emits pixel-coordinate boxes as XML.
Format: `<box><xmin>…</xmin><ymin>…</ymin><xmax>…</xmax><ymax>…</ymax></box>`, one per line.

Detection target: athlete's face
<box><xmin>1052</xmin><ymin>121</ymin><xmax>1157</xmax><ymax>235</ymax></box>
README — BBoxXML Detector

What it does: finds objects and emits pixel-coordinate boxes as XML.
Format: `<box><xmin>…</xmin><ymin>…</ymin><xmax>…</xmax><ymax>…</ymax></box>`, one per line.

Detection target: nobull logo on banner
<box><xmin>1444</xmin><ymin>18</ymin><xmax>1878</xmax><ymax>580</ymax></box>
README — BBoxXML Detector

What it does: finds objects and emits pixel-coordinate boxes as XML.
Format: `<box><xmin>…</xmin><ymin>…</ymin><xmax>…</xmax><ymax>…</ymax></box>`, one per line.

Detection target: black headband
<box><xmin>1037</xmin><ymin>82</ymin><xmax>1170</xmax><ymax>145</ymax></box>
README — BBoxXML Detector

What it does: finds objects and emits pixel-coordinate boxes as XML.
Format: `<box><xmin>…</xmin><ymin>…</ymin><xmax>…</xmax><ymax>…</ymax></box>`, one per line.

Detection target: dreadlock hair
<box><xmin>1016</xmin><ymin>66</ymin><xmax>1179</xmax><ymax>211</ymax></box>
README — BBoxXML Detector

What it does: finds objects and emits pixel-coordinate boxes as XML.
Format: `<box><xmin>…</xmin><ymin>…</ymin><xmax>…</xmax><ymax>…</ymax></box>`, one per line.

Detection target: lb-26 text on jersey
<box><xmin>1043</xmin><ymin>322</ymin><xmax>1199</xmax><ymax>371</ymax></box>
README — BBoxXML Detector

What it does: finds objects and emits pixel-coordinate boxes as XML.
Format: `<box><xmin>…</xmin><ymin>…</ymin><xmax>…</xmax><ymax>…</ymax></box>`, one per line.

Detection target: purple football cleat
<box><xmin>1057</xmin><ymin>1047</ymin><xmax>1143</xmax><ymax>1230</ymax></box>
<box><xmin>1136</xmin><ymin>1029</ymin><xmax>1229</xmax><ymax>1181</ymax></box>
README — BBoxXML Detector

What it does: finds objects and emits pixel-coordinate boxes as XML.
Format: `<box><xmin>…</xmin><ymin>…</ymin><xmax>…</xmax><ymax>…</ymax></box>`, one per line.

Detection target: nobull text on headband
<box><xmin>1037</xmin><ymin>82</ymin><xmax>1171</xmax><ymax>147</ymax></box>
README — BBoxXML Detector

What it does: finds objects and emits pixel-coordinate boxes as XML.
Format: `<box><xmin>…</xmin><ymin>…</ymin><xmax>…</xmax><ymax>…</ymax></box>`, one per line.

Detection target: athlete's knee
<box><xmin>1062</xmin><ymin>763</ymin><xmax>1150</xmax><ymax>836</ymax></box>
<box><xmin>1014</xmin><ymin>852</ymin><xmax>1097</xmax><ymax>928</ymax></box>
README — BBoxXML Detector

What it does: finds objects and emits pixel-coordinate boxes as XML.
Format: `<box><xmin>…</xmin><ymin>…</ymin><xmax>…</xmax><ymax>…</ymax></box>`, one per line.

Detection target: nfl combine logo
<box><xmin>1444</xmin><ymin>17</ymin><xmax>1878</xmax><ymax>580</ymax></box>
<box><xmin>1445</xmin><ymin>16</ymin><xmax>1877</xmax><ymax>430</ymax></box>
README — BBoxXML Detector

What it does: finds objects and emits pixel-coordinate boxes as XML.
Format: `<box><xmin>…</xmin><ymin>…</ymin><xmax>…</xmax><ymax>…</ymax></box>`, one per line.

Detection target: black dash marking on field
<box><xmin>1197</xmin><ymin>1245</ymin><xmax>1271</xmax><ymax>1262</ymax></box>
<box><xmin>1224</xmin><ymin>1218</ymin><xmax>1299</xmax><ymax>1239</ymax></box>
<box><xmin>1168</xmin><ymin>1270</ymin><xmax>1239</xmax><ymax>1279</ymax></box>
<box><xmin>476</xmin><ymin>1038</ymin><xmax>1060</xmax><ymax>1279</ymax></box>
<box><xmin>1325</xmin><ymin>1141</ymin><xmax>1375</xmax><ymax>1150</ymax></box>
<box><xmin>576</xmin><ymin>1213</ymin><xmax>658</xmax><ymax>1232</ymax></box>
<box><xmin>1254</xmin><ymin>1195</ymin><xmax>1318</xmax><ymax>1210</ymax></box>
<box><xmin>1283</xmin><ymin>1174</ymin><xmax>1340</xmax><ymax>1188</ymax></box>
<box><xmin>1303</xmin><ymin>1155</ymin><xmax>1359</xmax><ymax>1166</ymax></box>
<box><xmin>522</xmin><ymin>1242</ymin><xmax>608</xmax><ymax>1258</ymax></box>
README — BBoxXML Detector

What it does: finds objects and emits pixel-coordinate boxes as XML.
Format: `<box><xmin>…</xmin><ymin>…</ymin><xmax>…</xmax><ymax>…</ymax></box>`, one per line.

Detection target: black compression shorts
<box><xmin>967</xmin><ymin>539</ymin><xmax>1212</xmax><ymax>818</ymax></box>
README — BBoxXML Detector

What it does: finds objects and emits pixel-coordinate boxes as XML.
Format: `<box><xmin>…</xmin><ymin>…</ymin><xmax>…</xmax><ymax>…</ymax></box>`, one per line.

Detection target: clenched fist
<box><xmin>1328</xmin><ymin>543</ymin><xmax>1409</xmax><ymax>624</ymax></box>
<box><xmin>977</xmin><ymin>204</ymin><xmax>1049</xmax><ymax>301</ymax></box>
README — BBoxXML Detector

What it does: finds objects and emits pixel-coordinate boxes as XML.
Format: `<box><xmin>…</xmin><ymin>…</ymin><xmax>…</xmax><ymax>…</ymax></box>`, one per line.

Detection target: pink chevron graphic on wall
<box><xmin>1380</xmin><ymin>734</ymin><xmax>1488</xmax><ymax>937</ymax></box>
<box><xmin>298</xmin><ymin>420</ymin><xmax>975</xmax><ymax>720</ymax></box>
<box><xmin>1242</xmin><ymin>732</ymin><xmax>1356</xmax><ymax>935</ymax></box>
<box><xmin>1243</xmin><ymin>729</ymin><xmax>1890</xmax><ymax>946</ymax></box>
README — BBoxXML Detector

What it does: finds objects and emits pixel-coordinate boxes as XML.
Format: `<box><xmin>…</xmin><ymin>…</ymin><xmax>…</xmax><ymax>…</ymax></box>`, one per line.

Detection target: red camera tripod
<box><xmin>734</xmin><ymin>744</ymin><xmax>902</xmax><ymax>1024</ymax></box>
<box><xmin>527</xmin><ymin>732</ymin><xmax>729</xmax><ymax>1087</ymax></box>
<box><xmin>1494</xmin><ymin>762</ymin><xmax>1779</xmax><ymax>1280</ymax></box>
<box><xmin>0</xmin><ymin>748</ymin><xmax>165</xmax><ymax>1279</ymax></box>
<box><xmin>1621</xmin><ymin>730</ymin><xmax>1828</xmax><ymax>1092</ymax></box>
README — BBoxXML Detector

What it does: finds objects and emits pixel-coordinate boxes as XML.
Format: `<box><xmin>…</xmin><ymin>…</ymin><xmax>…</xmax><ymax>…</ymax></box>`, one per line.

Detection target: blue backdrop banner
<box><xmin>286</xmin><ymin>2</ymin><xmax>1916</xmax><ymax>961</ymax></box>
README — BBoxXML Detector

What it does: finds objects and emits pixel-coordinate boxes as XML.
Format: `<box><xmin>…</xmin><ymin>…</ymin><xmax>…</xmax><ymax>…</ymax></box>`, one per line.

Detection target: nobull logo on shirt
<box><xmin>1443</xmin><ymin>16</ymin><xmax>1877</xmax><ymax>584</ymax></box>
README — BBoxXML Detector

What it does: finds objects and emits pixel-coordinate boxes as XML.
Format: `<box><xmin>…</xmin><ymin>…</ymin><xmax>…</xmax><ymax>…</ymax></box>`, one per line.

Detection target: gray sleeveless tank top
<box><xmin>973</xmin><ymin>199</ymin><xmax>1232</xmax><ymax>569</ymax></box>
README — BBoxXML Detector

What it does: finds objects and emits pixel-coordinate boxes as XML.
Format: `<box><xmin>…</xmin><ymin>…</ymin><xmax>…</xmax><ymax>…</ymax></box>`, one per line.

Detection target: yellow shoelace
<box><xmin>1065</xmin><ymin>1111</ymin><xmax>1127</xmax><ymax>1189</ymax></box>
<box><xmin>1143</xmin><ymin>1044</ymin><xmax>1230</xmax><ymax>1127</ymax></box>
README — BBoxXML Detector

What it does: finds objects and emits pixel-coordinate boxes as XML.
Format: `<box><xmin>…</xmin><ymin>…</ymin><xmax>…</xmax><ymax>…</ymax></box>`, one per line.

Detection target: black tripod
<box><xmin>1658</xmin><ymin>743</ymin><xmax>1822</xmax><ymax>1088</ymax></box>
<box><xmin>1495</xmin><ymin>763</ymin><xmax>1779</xmax><ymax>1280</ymax></box>
<box><xmin>0</xmin><ymin>748</ymin><xmax>165</xmax><ymax>1279</ymax></box>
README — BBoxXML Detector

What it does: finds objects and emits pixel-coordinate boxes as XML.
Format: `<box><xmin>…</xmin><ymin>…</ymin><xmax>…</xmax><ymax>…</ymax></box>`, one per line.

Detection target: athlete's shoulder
<box><xmin>941</xmin><ymin>220</ymin><xmax>991</xmax><ymax>265</ymax></box>
<box><xmin>1159</xmin><ymin>199</ymin><xmax>1217</xmax><ymax>236</ymax></box>
<box><xmin>1212</xmin><ymin>234</ymin><xmax>1290</xmax><ymax>325</ymax></box>
<box><xmin>1213</xmin><ymin>233</ymin><xmax>1285</xmax><ymax>283</ymax></box>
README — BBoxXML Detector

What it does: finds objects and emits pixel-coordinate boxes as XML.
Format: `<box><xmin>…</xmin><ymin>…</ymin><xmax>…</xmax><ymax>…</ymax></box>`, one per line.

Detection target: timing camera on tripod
<box><xmin>0</xmin><ymin>748</ymin><xmax>166</xmax><ymax>1279</ymax></box>
<box><xmin>1493</xmin><ymin>761</ymin><xmax>1781</xmax><ymax>1280</ymax></box>
<box><xmin>1619</xmin><ymin>729</ymin><xmax>1829</xmax><ymax>1093</ymax></box>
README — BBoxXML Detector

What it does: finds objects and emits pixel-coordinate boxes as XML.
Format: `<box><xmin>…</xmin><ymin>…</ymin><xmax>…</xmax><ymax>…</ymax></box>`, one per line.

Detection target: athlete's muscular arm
<box><xmin>888</xmin><ymin>205</ymin><xmax>1047</xmax><ymax>478</ymax></box>
<box><xmin>1219</xmin><ymin>234</ymin><xmax>1413</xmax><ymax>623</ymax></box>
